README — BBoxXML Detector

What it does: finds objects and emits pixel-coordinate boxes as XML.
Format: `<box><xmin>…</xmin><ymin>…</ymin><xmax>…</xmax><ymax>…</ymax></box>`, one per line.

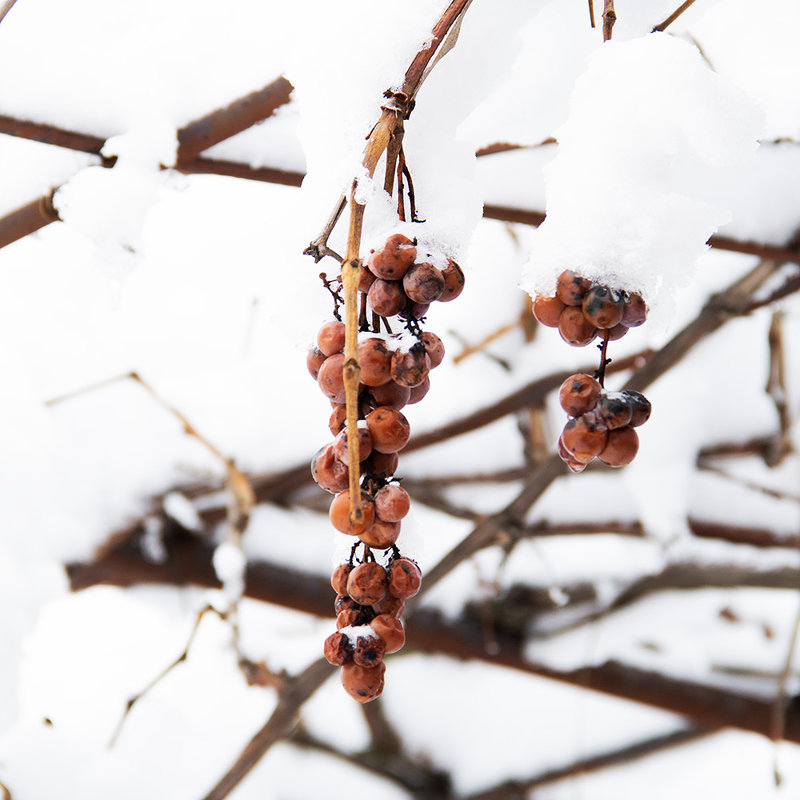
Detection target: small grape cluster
<box><xmin>323</xmin><ymin>555</ymin><xmax>421</xmax><ymax>702</ymax></box>
<box><xmin>360</xmin><ymin>232</ymin><xmax>465</xmax><ymax>321</ymax></box>
<box><xmin>533</xmin><ymin>270</ymin><xmax>647</xmax><ymax>347</ymax></box>
<box><xmin>308</xmin><ymin>232</ymin><xmax>463</xmax><ymax>701</ymax></box>
<box><xmin>557</xmin><ymin>373</ymin><xmax>651</xmax><ymax>472</ymax></box>
<box><xmin>532</xmin><ymin>269</ymin><xmax>652</xmax><ymax>470</ymax></box>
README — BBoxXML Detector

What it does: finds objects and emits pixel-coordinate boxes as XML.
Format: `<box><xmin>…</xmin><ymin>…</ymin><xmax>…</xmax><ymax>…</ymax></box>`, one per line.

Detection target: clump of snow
<box><xmin>162</xmin><ymin>491</ymin><xmax>202</xmax><ymax>532</ymax></box>
<box><xmin>521</xmin><ymin>33</ymin><xmax>762</xmax><ymax>330</ymax></box>
<box><xmin>212</xmin><ymin>540</ymin><xmax>247</xmax><ymax>604</ymax></box>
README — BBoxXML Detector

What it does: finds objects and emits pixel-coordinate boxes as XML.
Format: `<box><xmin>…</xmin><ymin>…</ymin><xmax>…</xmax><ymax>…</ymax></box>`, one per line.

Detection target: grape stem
<box><xmin>595</xmin><ymin>332</ymin><xmax>611</xmax><ymax>387</ymax></box>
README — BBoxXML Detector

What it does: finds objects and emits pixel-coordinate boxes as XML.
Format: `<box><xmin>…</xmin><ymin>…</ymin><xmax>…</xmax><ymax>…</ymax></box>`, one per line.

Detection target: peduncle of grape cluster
<box><xmin>533</xmin><ymin>270</ymin><xmax>652</xmax><ymax>472</ymax></box>
<box><xmin>308</xmin><ymin>233</ymin><xmax>464</xmax><ymax>702</ymax></box>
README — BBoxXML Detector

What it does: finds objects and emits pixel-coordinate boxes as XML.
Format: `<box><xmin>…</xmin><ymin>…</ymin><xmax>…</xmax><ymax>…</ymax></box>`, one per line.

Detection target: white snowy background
<box><xmin>0</xmin><ymin>0</ymin><xmax>799</xmax><ymax>797</ymax></box>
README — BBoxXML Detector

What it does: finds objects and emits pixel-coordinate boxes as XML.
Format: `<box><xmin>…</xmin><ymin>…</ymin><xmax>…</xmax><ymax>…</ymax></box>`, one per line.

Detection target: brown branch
<box><xmin>175</xmin><ymin>76</ymin><xmax>293</xmax><ymax>163</ymax></box>
<box><xmin>652</xmin><ymin>0</ymin><xmax>698</xmax><ymax>33</ymax></box>
<box><xmin>602</xmin><ymin>0</ymin><xmax>616</xmax><ymax>41</ymax></box>
<box><xmin>200</xmin><ymin>657</ymin><xmax>334</xmax><ymax>800</ymax></box>
<box><xmin>466</xmin><ymin>727</ymin><xmax>710</xmax><ymax>800</ymax></box>
<box><xmin>688</xmin><ymin>518</ymin><xmax>800</xmax><ymax>549</ymax></box>
<box><xmin>67</xmin><ymin>534</ymin><xmax>800</xmax><ymax>743</ymax></box>
<box><xmin>0</xmin><ymin>192</ymin><xmax>60</xmax><ymax>249</ymax></box>
<box><xmin>0</xmin><ymin>0</ymin><xmax>19</xmax><ymax>25</ymax></box>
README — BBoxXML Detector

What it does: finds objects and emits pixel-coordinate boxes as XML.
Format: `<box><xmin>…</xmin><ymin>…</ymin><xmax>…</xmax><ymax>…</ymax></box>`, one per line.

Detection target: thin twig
<box><xmin>771</xmin><ymin>600</ymin><xmax>800</xmax><ymax>785</ymax></box>
<box><xmin>652</xmin><ymin>0</ymin><xmax>699</xmax><ymax>32</ymax></box>
<box><xmin>765</xmin><ymin>310</ymin><xmax>792</xmax><ymax>465</ymax></box>
<box><xmin>588</xmin><ymin>0</ymin><xmax>596</xmax><ymax>28</ymax></box>
<box><xmin>201</xmin><ymin>658</ymin><xmax>334</xmax><ymax>800</ymax></box>
<box><xmin>602</xmin><ymin>0</ymin><xmax>616</xmax><ymax>40</ymax></box>
<box><xmin>0</xmin><ymin>0</ymin><xmax>19</xmax><ymax>26</ymax></box>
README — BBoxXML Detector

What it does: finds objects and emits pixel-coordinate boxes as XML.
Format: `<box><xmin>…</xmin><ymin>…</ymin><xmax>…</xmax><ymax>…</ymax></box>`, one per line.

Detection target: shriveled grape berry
<box><xmin>358</xmin><ymin>337</ymin><xmax>393</xmax><ymax>386</ymax></box>
<box><xmin>347</xmin><ymin>562</ymin><xmax>389</xmax><ymax>605</ymax></box>
<box><xmin>368</xmin><ymin>279</ymin><xmax>406</xmax><ymax>317</ymax></box>
<box><xmin>329</xmin><ymin>404</ymin><xmax>347</xmax><ymax>435</ymax></box>
<box><xmin>331</xmin><ymin>563</ymin><xmax>353</xmax><ymax>596</ymax></box>
<box><xmin>307</xmin><ymin>347</ymin><xmax>327</xmax><ymax>380</ymax></box>
<box><xmin>533</xmin><ymin>294</ymin><xmax>566</xmax><ymax>327</ymax></box>
<box><xmin>352</xmin><ymin>633</ymin><xmax>386</xmax><ymax>668</ymax></box>
<box><xmin>439</xmin><ymin>259</ymin><xmax>465</xmax><ymax>301</ymax></box>
<box><xmin>333</xmin><ymin>426</ymin><xmax>373</xmax><ymax>466</ymax></box>
<box><xmin>391</xmin><ymin>346</ymin><xmax>430</xmax><ymax>388</ymax></box>
<box><xmin>324</xmin><ymin>631</ymin><xmax>353</xmax><ymax>666</ymax></box>
<box><xmin>559</xmin><ymin>373</ymin><xmax>601</xmax><ymax>417</ymax></box>
<box><xmin>364</xmin><ymin>380</ymin><xmax>410</xmax><ymax>411</ymax></box>
<box><xmin>621</xmin><ymin>292</ymin><xmax>647</xmax><ymax>327</ymax></box>
<box><xmin>316</xmin><ymin>320</ymin><xmax>346</xmax><ymax>357</ymax></box>
<box><xmin>317</xmin><ymin>353</ymin><xmax>346</xmax><ymax>403</ymax></box>
<box><xmin>558</xmin><ymin>436</ymin><xmax>587</xmax><ymax>473</ymax></box>
<box><xmin>368</xmin><ymin>233</ymin><xmax>416</xmax><ymax>280</ymax></box>
<box><xmin>420</xmin><ymin>331</ymin><xmax>445</xmax><ymax>368</ymax></box>
<box><xmin>370</xmin><ymin>614</ymin><xmax>406</xmax><ymax>654</ymax></box>
<box><xmin>558</xmin><ymin>306</ymin><xmax>597</xmax><ymax>347</ymax></box>
<box><xmin>341</xmin><ymin>661</ymin><xmax>385</xmax><ymax>703</ymax></box>
<box><xmin>372</xmin><ymin>593</ymin><xmax>404</xmax><ymax>617</ymax></box>
<box><xmin>561</xmin><ymin>412</ymin><xmax>608</xmax><ymax>463</ymax></box>
<box><xmin>363</xmin><ymin>450</ymin><xmax>399</xmax><ymax>479</ymax></box>
<box><xmin>311</xmin><ymin>443</ymin><xmax>349</xmax><ymax>494</ymax></box>
<box><xmin>329</xmin><ymin>490</ymin><xmax>375</xmax><ymax>536</ymax></box>
<box><xmin>598</xmin><ymin>425</ymin><xmax>639</xmax><ymax>467</ymax></box>
<box><xmin>403</xmin><ymin>262</ymin><xmax>445</xmax><ymax>304</ymax></box>
<box><xmin>388</xmin><ymin>558</ymin><xmax>422</xmax><ymax>599</ymax></box>
<box><xmin>407</xmin><ymin>376</ymin><xmax>430</xmax><ymax>404</ymax></box>
<box><xmin>374</xmin><ymin>484</ymin><xmax>410</xmax><ymax>522</ymax></box>
<box><xmin>556</xmin><ymin>270</ymin><xmax>593</xmax><ymax>306</ymax></box>
<box><xmin>582</xmin><ymin>286</ymin><xmax>624</xmax><ymax>330</ymax></box>
<box><xmin>622</xmin><ymin>391</ymin><xmax>651</xmax><ymax>427</ymax></box>
<box><xmin>365</xmin><ymin>406</ymin><xmax>411</xmax><ymax>454</ymax></box>
<box><xmin>336</xmin><ymin>608</ymin><xmax>361</xmax><ymax>629</ymax></box>
<box><xmin>359</xmin><ymin>519</ymin><xmax>401</xmax><ymax>549</ymax></box>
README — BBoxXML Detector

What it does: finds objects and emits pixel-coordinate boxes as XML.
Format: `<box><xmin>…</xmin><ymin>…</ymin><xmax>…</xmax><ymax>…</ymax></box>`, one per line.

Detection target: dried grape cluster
<box><xmin>309</xmin><ymin>232</ymin><xmax>463</xmax><ymax>701</ymax></box>
<box><xmin>323</xmin><ymin>556</ymin><xmax>421</xmax><ymax>702</ymax></box>
<box><xmin>533</xmin><ymin>270</ymin><xmax>647</xmax><ymax>347</ymax></box>
<box><xmin>557</xmin><ymin>373</ymin><xmax>651</xmax><ymax>472</ymax></box>
<box><xmin>533</xmin><ymin>270</ymin><xmax>652</xmax><ymax>470</ymax></box>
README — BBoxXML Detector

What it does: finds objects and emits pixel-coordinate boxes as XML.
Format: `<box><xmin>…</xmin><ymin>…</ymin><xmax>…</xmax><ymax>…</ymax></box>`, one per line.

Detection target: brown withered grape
<box><xmin>420</xmin><ymin>331</ymin><xmax>445</xmax><ymax>368</ymax></box>
<box><xmin>370</xmin><ymin>614</ymin><xmax>406</xmax><ymax>654</ymax></box>
<box><xmin>331</xmin><ymin>563</ymin><xmax>353</xmax><ymax>596</ymax></box>
<box><xmin>317</xmin><ymin>353</ymin><xmax>346</xmax><ymax>403</ymax></box>
<box><xmin>596</xmin><ymin>392</ymin><xmax>633</xmax><ymax>430</ymax></box>
<box><xmin>622</xmin><ymin>391</ymin><xmax>652</xmax><ymax>427</ymax></box>
<box><xmin>368</xmin><ymin>233</ymin><xmax>416</xmax><ymax>280</ymax></box>
<box><xmin>368</xmin><ymin>279</ymin><xmax>406</xmax><ymax>317</ymax></box>
<box><xmin>558</xmin><ymin>436</ymin><xmax>588</xmax><ymax>473</ymax></box>
<box><xmin>365</xmin><ymin>406</ymin><xmax>410</xmax><ymax>454</ymax></box>
<box><xmin>347</xmin><ymin>562</ymin><xmax>389</xmax><ymax>605</ymax></box>
<box><xmin>374</xmin><ymin>484</ymin><xmax>411</xmax><ymax>522</ymax></box>
<box><xmin>341</xmin><ymin>661</ymin><xmax>385</xmax><ymax>703</ymax></box>
<box><xmin>316</xmin><ymin>320</ymin><xmax>346</xmax><ymax>357</ymax></box>
<box><xmin>621</xmin><ymin>292</ymin><xmax>647</xmax><ymax>327</ymax></box>
<box><xmin>363</xmin><ymin>450</ymin><xmax>399</xmax><ymax>479</ymax></box>
<box><xmin>352</xmin><ymin>633</ymin><xmax>387</xmax><ymax>668</ymax></box>
<box><xmin>336</xmin><ymin>608</ymin><xmax>361</xmax><ymax>630</ymax></box>
<box><xmin>329</xmin><ymin>404</ymin><xmax>347</xmax><ymax>435</ymax></box>
<box><xmin>561</xmin><ymin>412</ymin><xmax>608</xmax><ymax>463</ymax></box>
<box><xmin>407</xmin><ymin>376</ymin><xmax>430</xmax><ymax>404</ymax></box>
<box><xmin>372</xmin><ymin>593</ymin><xmax>404</xmax><ymax>617</ymax></box>
<box><xmin>533</xmin><ymin>294</ymin><xmax>566</xmax><ymax>327</ymax></box>
<box><xmin>582</xmin><ymin>286</ymin><xmax>624</xmax><ymax>330</ymax></box>
<box><xmin>598</xmin><ymin>425</ymin><xmax>639</xmax><ymax>467</ymax></box>
<box><xmin>556</xmin><ymin>270</ymin><xmax>593</xmax><ymax>306</ymax></box>
<box><xmin>311</xmin><ymin>443</ymin><xmax>349</xmax><ymax>494</ymax></box>
<box><xmin>307</xmin><ymin>347</ymin><xmax>327</xmax><ymax>380</ymax></box>
<box><xmin>323</xmin><ymin>631</ymin><xmax>353</xmax><ymax>666</ymax></box>
<box><xmin>388</xmin><ymin>558</ymin><xmax>422</xmax><ymax>599</ymax></box>
<box><xmin>559</xmin><ymin>374</ymin><xmax>602</xmax><ymax>417</ymax></box>
<box><xmin>329</xmin><ymin>490</ymin><xmax>375</xmax><ymax>536</ymax></box>
<box><xmin>364</xmin><ymin>380</ymin><xmax>410</xmax><ymax>411</ymax></box>
<box><xmin>359</xmin><ymin>519</ymin><xmax>401</xmax><ymax>549</ymax></box>
<box><xmin>439</xmin><ymin>259</ymin><xmax>465</xmax><ymax>301</ymax></box>
<box><xmin>403</xmin><ymin>262</ymin><xmax>445</xmax><ymax>304</ymax></box>
<box><xmin>391</xmin><ymin>346</ymin><xmax>430</xmax><ymax>388</ymax></box>
<box><xmin>558</xmin><ymin>306</ymin><xmax>597</xmax><ymax>347</ymax></box>
<box><xmin>358</xmin><ymin>337</ymin><xmax>393</xmax><ymax>386</ymax></box>
<box><xmin>332</xmin><ymin>426</ymin><xmax>373</xmax><ymax>466</ymax></box>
